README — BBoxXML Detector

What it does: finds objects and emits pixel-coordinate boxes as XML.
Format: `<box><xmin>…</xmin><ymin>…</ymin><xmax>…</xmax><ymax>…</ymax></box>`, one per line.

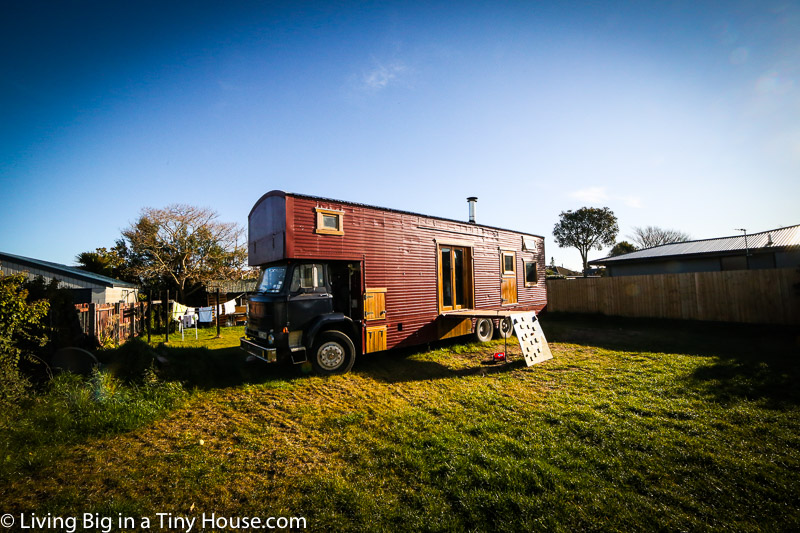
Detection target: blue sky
<box><xmin>2</xmin><ymin>1</ymin><xmax>798</xmax><ymax>270</ymax></box>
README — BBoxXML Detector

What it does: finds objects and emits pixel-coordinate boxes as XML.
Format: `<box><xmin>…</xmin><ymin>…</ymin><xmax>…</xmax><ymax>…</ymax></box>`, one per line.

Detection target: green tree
<box><xmin>609</xmin><ymin>241</ymin><xmax>637</xmax><ymax>257</ymax></box>
<box><xmin>121</xmin><ymin>204</ymin><xmax>248</xmax><ymax>302</ymax></box>
<box><xmin>75</xmin><ymin>241</ymin><xmax>136</xmax><ymax>281</ymax></box>
<box><xmin>0</xmin><ymin>273</ymin><xmax>49</xmax><ymax>404</ymax></box>
<box><xmin>553</xmin><ymin>207</ymin><xmax>619</xmax><ymax>276</ymax></box>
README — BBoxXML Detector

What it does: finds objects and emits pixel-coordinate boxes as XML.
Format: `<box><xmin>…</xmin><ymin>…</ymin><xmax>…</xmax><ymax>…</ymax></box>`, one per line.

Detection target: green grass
<box><xmin>1</xmin><ymin>318</ymin><xmax>799</xmax><ymax>531</ymax></box>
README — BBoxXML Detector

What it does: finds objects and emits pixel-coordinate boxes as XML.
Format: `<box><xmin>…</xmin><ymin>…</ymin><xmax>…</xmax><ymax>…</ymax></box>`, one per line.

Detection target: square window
<box><xmin>315</xmin><ymin>208</ymin><xmax>344</xmax><ymax>235</ymax></box>
<box><xmin>322</xmin><ymin>213</ymin><xmax>339</xmax><ymax>230</ymax></box>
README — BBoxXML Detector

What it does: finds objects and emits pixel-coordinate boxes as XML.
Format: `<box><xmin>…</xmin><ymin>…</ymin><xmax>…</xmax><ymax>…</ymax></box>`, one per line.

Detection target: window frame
<box><xmin>501</xmin><ymin>251</ymin><xmax>516</xmax><ymax>277</ymax></box>
<box><xmin>437</xmin><ymin>243</ymin><xmax>474</xmax><ymax>313</ymax></box>
<box><xmin>523</xmin><ymin>261</ymin><xmax>538</xmax><ymax>287</ymax></box>
<box><xmin>315</xmin><ymin>207</ymin><xmax>344</xmax><ymax>236</ymax></box>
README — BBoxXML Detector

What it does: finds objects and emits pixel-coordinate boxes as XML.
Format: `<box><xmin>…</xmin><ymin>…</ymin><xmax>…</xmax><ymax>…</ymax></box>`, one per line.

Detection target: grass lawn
<box><xmin>1</xmin><ymin>318</ymin><xmax>799</xmax><ymax>531</ymax></box>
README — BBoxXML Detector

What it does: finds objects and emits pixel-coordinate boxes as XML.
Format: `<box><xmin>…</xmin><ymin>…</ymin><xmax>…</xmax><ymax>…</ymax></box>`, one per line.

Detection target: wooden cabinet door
<box><xmin>366</xmin><ymin>325</ymin><xmax>387</xmax><ymax>353</ymax></box>
<box><xmin>363</xmin><ymin>288</ymin><xmax>387</xmax><ymax>321</ymax></box>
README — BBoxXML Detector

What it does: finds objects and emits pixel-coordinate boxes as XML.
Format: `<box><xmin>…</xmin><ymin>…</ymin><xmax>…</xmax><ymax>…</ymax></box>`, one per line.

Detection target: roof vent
<box><xmin>467</xmin><ymin>197</ymin><xmax>478</xmax><ymax>224</ymax></box>
<box><xmin>767</xmin><ymin>233</ymin><xmax>773</xmax><ymax>246</ymax></box>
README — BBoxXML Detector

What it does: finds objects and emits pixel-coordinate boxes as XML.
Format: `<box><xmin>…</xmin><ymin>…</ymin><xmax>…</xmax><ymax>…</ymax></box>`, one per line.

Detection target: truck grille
<box><xmin>249</xmin><ymin>302</ymin><xmax>268</xmax><ymax>317</ymax></box>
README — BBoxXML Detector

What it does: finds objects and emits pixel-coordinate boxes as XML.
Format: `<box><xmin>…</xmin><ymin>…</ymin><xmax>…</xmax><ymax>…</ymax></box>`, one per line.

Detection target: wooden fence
<box><xmin>75</xmin><ymin>302</ymin><xmax>148</xmax><ymax>346</ymax></box>
<box><xmin>545</xmin><ymin>268</ymin><xmax>800</xmax><ymax>325</ymax></box>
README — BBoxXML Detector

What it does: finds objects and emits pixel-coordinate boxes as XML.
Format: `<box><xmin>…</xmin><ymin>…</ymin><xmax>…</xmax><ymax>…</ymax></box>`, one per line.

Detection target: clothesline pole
<box><xmin>215</xmin><ymin>288</ymin><xmax>222</xmax><ymax>338</ymax></box>
<box><xmin>147</xmin><ymin>290</ymin><xmax>152</xmax><ymax>344</ymax></box>
<box><xmin>164</xmin><ymin>289</ymin><xmax>170</xmax><ymax>343</ymax></box>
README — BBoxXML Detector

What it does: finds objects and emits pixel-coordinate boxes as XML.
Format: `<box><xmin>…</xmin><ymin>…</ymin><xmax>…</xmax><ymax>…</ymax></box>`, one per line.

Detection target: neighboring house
<box><xmin>549</xmin><ymin>266</ymin><xmax>582</xmax><ymax>278</ymax></box>
<box><xmin>590</xmin><ymin>224</ymin><xmax>800</xmax><ymax>277</ymax></box>
<box><xmin>0</xmin><ymin>251</ymin><xmax>138</xmax><ymax>304</ymax></box>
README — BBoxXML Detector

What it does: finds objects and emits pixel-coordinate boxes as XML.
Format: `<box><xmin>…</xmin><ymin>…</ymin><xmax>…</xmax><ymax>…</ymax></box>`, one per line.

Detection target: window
<box><xmin>524</xmin><ymin>261</ymin><xmax>538</xmax><ymax>286</ymax></box>
<box><xmin>501</xmin><ymin>251</ymin><xmax>516</xmax><ymax>276</ymax></box>
<box><xmin>438</xmin><ymin>245</ymin><xmax>473</xmax><ymax>312</ymax></box>
<box><xmin>290</xmin><ymin>264</ymin><xmax>325</xmax><ymax>292</ymax></box>
<box><xmin>257</xmin><ymin>265</ymin><xmax>287</xmax><ymax>293</ymax></box>
<box><xmin>315</xmin><ymin>208</ymin><xmax>344</xmax><ymax>235</ymax></box>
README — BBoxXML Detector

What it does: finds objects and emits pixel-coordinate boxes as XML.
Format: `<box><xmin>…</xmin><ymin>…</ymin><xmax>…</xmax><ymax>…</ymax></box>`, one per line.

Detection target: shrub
<box><xmin>0</xmin><ymin>273</ymin><xmax>49</xmax><ymax>407</ymax></box>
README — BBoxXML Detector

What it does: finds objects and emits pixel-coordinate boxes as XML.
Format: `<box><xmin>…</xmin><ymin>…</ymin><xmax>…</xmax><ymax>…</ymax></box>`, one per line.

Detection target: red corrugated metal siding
<box><xmin>280</xmin><ymin>195</ymin><xmax>546</xmax><ymax>350</ymax></box>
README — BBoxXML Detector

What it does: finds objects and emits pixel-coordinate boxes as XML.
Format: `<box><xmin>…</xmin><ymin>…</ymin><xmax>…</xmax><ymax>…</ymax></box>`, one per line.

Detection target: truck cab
<box><xmin>240</xmin><ymin>260</ymin><xmax>362</xmax><ymax>374</ymax></box>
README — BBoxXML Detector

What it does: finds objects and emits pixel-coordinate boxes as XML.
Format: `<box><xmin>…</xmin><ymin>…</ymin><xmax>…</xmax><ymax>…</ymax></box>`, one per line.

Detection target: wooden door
<box><xmin>501</xmin><ymin>251</ymin><xmax>517</xmax><ymax>305</ymax></box>
<box><xmin>439</xmin><ymin>246</ymin><xmax>473</xmax><ymax>312</ymax></box>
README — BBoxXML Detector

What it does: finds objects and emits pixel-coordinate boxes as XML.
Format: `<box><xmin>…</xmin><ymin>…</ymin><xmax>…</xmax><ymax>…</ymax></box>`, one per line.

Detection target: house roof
<box><xmin>590</xmin><ymin>224</ymin><xmax>800</xmax><ymax>265</ymax></box>
<box><xmin>0</xmin><ymin>251</ymin><xmax>138</xmax><ymax>288</ymax></box>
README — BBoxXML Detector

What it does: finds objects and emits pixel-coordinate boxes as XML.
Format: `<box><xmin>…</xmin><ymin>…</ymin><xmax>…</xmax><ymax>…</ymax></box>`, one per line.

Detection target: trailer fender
<box><xmin>304</xmin><ymin>314</ymin><xmax>358</xmax><ymax>350</ymax></box>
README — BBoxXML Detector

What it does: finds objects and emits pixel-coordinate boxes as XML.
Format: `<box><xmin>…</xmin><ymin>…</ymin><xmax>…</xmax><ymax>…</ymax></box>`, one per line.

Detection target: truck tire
<box><xmin>311</xmin><ymin>330</ymin><xmax>356</xmax><ymax>375</ymax></box>
<box><xmin>496</xmin><ymin>317</ymin><xmax>513</xmax><ymax>339</ymax></box>
<box><xmin>474</xmin><ymin>318</ymin><xmax>494</xmax><ymax>343</ymax></box>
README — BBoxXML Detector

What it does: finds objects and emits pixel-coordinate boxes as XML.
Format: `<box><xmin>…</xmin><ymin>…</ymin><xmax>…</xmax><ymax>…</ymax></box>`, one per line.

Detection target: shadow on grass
<box><xmin>541</xmin><ymin>312</ymin><xmax>800</xmax><ymax>407</ymax></box>
<box><xmin>96</xmin><ymin>339</ymin><xmax>300</xmax><ymax>390</ymax></box>
<box><xmin>97</xmin><ymin>335</ymin><xmax>521</xmax><ymax>390</ymax></box>
<box><xmin>354</xmin><ymin>349</ymin><xmax>526</xmax><ymax>383</ymax></box>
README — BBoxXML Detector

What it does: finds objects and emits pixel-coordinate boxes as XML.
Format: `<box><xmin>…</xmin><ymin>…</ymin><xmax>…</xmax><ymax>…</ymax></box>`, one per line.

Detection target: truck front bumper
<box><xmin>240</xmin><ymin>337</ymin><xmax>277</xmax><ymax>363</ymax></box>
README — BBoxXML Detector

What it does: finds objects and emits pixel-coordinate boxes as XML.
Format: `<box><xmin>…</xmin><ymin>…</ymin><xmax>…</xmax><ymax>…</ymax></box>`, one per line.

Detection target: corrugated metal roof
<box><xmin>591</xmin><ymin>224</ymin><xmax>800</xmax><ymax>264</ymax></box>
<box><xmin>253</xmin><ymin>190</ymin><xmax>546</xmax><ymax>239</ymax></box>
<box><xmin>0</xmin><ymin>251</ymin><xmax>138</xmax><ymax>288</ymax></box>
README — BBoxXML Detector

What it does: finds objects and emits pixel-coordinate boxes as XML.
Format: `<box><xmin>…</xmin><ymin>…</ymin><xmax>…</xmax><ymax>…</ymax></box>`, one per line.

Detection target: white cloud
<box><xmin>569</xmin><ymin>187</ymin><xmax>608</xmax><ymax>203</ymax></box>
<box><xmin>569</xmin><ymin>187</ymin><xmax>643</xmax><ymax>208</ymax></box>
<box><xmin>621</xmin><ymin>195</ymin><xmax>643</xmax><ymax>208</ymax></box>
<box><xmin>362</xmin><ymin>62</ymin><xmax>407</xmax><ymax>91</ymax></box>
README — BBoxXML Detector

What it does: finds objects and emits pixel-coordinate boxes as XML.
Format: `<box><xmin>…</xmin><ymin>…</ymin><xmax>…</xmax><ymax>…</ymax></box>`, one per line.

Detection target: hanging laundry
<box><xmin>172</xmin><ymin>302</ymin><xmax>188</xmax><ymax>320</ymax></box>
<box><xmin>198</xmin><ymin>307</ymin><xmax>213</xmax><ymax>322</ymax></box>
<box><xmin>223</xmin><ymin>299</ymin><xmax>236</xmax><ymax>315</ymax></box>
<box><xmin>181</xmin><ymin>314</ymin><xmax>195</xmax><ymax>328</ymax></box>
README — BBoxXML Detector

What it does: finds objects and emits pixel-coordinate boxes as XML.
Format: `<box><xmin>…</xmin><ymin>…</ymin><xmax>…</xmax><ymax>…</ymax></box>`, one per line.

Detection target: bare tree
<box><xmin>121</xmin><ymin>204</ymin><xmax>248</xmax><ymax>301</ymax></box>
<box><xmin>553</xmin><ymin>207</ymin><xmax>619</xmax><ymax>276</ymax></box>
<box><xmin>629</xmin><ymin>226</ymin><xmax>691</xmax><ymax>249</ymax></box>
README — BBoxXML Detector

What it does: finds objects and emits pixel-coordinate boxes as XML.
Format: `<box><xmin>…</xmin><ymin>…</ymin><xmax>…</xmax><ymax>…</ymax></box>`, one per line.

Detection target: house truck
<box><xmin>240</xmin><ymin>191</ymin><xmax>547</xmax><ymax>374</ymax></box>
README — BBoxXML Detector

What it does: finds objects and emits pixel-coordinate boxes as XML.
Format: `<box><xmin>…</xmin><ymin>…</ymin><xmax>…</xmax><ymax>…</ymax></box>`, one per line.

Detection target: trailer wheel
<box><xmin>311</xmin><ymin>330</ymin><xmax>356</xmax><ymax>375</ymax></box>
<box><xmin>474</xmin><ymin>318</ymin><xmax>494</xmax><ymax>343</ymax></box>
<box><xmin>496</xmin><ymin>317</ymin><xmax>513</xmax><ymax>339</ymax></box>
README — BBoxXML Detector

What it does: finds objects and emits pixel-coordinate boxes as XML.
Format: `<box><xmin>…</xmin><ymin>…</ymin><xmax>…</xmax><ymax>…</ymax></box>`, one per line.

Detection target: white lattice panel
<box><xmin>511</xmin><ymin>312</ymin><xmax>553</xmax><ymax>366</ymax></box>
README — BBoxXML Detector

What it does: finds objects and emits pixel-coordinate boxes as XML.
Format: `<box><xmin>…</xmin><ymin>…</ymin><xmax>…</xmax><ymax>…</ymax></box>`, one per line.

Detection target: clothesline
<box><xmin>169</xmin><ymin>299</ymin><xmax>237</xmax><ymax>323</ymax></box>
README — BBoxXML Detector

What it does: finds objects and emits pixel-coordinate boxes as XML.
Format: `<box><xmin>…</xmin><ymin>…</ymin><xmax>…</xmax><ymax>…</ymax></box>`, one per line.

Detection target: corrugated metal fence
<box><xmin>546</xmin><ymin>267</ymin><xmax>800</xmax><ymax>325</ymax></box>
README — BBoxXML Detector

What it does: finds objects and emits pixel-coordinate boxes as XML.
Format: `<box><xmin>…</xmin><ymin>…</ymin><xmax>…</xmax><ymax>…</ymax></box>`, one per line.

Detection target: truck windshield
<box><xmin>256</xmin><ymin>265</ymin><xmax>287</xmax><ymax>293</ymax></box>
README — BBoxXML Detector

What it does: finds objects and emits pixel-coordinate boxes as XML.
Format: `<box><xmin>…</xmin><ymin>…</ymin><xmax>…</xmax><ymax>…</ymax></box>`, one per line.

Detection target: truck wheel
<box><xmin>474</xmin><ymin>318</ymin><xmax>494</xmax><ymax>343</ymax></box>
<box><xmin>496</xmin><ymin>317</ymin><xmax>513</xmax><ymax>339</ymax></box>
<box><xmin>311</xmin><ymin>331</ymin><xmax>356</xmax><ymax>374</ymax></box>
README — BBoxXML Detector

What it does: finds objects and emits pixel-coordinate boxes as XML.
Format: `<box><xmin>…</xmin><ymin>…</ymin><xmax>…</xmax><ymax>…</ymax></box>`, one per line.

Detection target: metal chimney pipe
<box><xmin>467</xmin><ymin>197</ymin><xmax>478</xmax><ymax>224</ymax></box>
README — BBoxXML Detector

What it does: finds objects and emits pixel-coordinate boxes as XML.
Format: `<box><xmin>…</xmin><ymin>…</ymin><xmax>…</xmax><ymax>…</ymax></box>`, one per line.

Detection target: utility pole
<box><xmin>735</xmin><ymin>228</ymin><xmax>750</xmax><ymax>269</ymax></box>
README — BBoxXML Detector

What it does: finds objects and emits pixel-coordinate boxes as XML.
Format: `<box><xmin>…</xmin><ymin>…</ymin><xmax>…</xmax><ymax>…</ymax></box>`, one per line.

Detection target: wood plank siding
<box><xmin>546</xmin><ymin>268</ymin><xmax>800</xmax><ymax>325</ymax></box>
<box><xmin>249</xmin><ymin>191</ymin><xmax>547</xmax><ymax>351</ymax></box>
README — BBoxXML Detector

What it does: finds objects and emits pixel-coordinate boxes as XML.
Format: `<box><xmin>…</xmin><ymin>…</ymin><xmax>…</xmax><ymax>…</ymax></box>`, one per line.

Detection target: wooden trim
<box><xmin>523</xmin><ymin>261</ymin><xmax>538</xmax><ymax>287</ymax></box>
<box><xmin>315</xmin><ymin>207</ymin><xmax>344</xmax><ymax>235</ymax></box>
<box><xmin>501</xmin><ymin>251</ymin><xmax>516</xmax><ymax>277</ymax></box>
<box><xmin>437</xmin><ymin>244</ymin><xmax>474</xmax><ymax>313</ymax></box>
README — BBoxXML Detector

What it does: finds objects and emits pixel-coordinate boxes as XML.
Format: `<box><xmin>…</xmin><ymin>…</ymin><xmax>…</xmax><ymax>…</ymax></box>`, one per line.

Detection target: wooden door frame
<box><xmin>436</xmin><ymin>243</ymin><xmax>474</xmax><ymax>313</ymax></box>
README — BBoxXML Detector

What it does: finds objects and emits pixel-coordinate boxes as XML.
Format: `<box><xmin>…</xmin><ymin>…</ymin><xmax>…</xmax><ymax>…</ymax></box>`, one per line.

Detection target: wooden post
<box><xmin>165</xmin><ymin>290</ymin><xmax>170</xmax><ymax>343</ymax></box>
<box><xmin>147</xmin><ymin>291</ymin><xmax>152</xmax><ymax>343</ymax></box>
<box><xmin>215</xmin><ymin>288</ymin><xmax>221</xmax><ymax>338</ymax></box>
<box><xmin>114</xmin><ymin>302</ymin><xmax>121</xmax><ymax>344</ymax></box>
<box><xmin>88</xmin><ymin>302</ymin><xmax>97</xmax><ymax>342</ymax></box>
